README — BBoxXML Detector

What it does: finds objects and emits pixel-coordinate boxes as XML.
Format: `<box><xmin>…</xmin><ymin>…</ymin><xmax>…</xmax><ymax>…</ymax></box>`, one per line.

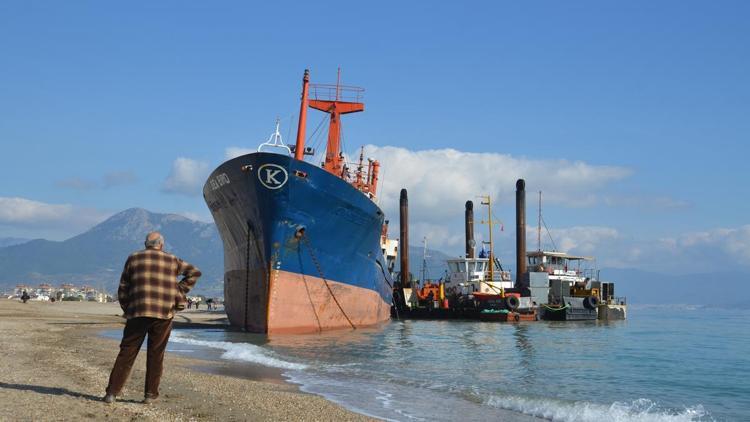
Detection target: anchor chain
<box><xmin>300</xmin><ymin>234</ymin><xmax>356</xmax><ymax>330</ymax></box>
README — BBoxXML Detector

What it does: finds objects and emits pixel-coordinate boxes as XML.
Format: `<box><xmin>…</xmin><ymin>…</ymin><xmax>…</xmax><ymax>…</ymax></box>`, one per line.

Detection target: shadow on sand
<box><xmin>0</xmin><ymin>382</ymin><xmax>141</xmax><ymax>404</ymax></box>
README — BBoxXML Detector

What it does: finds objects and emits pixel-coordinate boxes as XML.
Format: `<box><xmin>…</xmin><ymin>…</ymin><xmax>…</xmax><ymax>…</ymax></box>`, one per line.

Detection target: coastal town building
<box><xmin>10</xmin><ymin>283</ymin><xmax>112</xmax><ymax>302</ymax></box>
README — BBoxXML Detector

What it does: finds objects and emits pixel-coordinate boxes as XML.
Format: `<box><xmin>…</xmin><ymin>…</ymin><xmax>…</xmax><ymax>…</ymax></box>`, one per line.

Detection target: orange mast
<box><xmin>294</xmin><ymin>69</ymin><xmax>310</xmax><ymax>160</ymax></box>
<box><xmin>308</xmin><ymin>68</ymin><xmax>364</xmax><ymax>177</ymax></box>
<box><xmin>297</xmin><ymin>68</ymin><xmax>380</xmax><ymax>198</ymax></box>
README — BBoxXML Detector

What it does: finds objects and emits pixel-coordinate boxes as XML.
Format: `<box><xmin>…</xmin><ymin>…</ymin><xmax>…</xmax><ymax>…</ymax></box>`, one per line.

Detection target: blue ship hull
<box><xmin>203</xmin><ymin>152</ymin><xmax>393</xmax><ymax>333</ymax></box>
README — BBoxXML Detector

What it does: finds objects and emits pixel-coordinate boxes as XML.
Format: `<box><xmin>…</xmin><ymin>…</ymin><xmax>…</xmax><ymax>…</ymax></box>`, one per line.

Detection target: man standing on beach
<box><xmin>103</xmin><ymin>231</ymin><xmax>201</xmax><ymax>404</ymax></box>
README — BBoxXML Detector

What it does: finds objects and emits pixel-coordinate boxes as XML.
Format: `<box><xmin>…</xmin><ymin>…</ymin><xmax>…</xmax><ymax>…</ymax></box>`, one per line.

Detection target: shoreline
<box><xmin>0</xmin><ymin>299</ymin><xmax>374</xmax><ymax>421</ymax></box>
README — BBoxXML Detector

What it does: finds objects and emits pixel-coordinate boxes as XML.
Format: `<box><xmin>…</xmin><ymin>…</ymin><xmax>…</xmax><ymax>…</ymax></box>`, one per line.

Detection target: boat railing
<box><xmin>581</xmin><ymin>268</ymin><xmax>600</xmax><ymax>281</ymax></box>
<box><xmin>257</xmin><ymin>119</ymin><xmax>292</xmax><ymax>155</ymax></box>
<box><xmin>309</xmin><ymin>83</ymin><xmax>365</xmax><ymax>103</ymax></box>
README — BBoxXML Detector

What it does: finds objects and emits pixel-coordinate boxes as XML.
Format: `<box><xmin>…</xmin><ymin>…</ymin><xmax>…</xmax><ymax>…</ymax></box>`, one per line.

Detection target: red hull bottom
<box><xmin>226</xmin><ymin>269</ymin><xmax>391</xmax><ymax>334</ymax></box>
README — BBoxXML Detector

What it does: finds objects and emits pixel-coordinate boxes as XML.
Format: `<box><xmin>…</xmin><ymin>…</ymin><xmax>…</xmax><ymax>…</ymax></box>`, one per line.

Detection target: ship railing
<box><xmin>605</xmin><ymin>296</ymin><xmax>627</xmax><ymax>306</ymax></box>
<box><xmin>309</xmin><ymin>83</ymin><xmax>365</xmax><ymax>103</ymax></box>
<box><xmin>257</xmin><ymin>120</ymin><xmax>292</xmax><ymax>155</ymax></box>
<box><xmin>581</xmin><ymin>268</ymin><xmax>600</xmax><ymax>281</ymax></box>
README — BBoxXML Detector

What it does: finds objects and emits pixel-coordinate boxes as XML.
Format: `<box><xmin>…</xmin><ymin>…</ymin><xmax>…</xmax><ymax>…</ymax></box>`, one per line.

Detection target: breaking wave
<box><xmin>486</xmin><ymin>395</ymin><xmax>711</xmax><ymax>422</ymax></box>
<box><xmin>169</xmin><ymin>331</ymin><xmax>307</xmax><ymax>370</ymax></box>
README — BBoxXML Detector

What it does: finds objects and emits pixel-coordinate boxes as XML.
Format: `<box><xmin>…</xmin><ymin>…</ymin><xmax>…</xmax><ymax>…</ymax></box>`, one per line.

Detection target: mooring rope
<box><xmin>298</xmin><ymin>244</ymin><xmax>323</xmax><ymax>332</ymax></box>
<box><xmin>541</xmin><ymin>303</ymin><xmax>569</xmax><ymax>311</ymax></box>
<box><xmin>374</xmin><ymin>258</ymin><xmax>399</xmax><ymax>320</ymax></box>
<box><xmin>301</xmin><ymin>234</ymin><xmax>356</xmax><ymax>330</ymax></box>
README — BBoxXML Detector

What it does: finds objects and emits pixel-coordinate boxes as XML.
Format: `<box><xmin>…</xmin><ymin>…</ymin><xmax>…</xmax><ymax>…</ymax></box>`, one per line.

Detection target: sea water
<box><xmin>164</xmin><ymin>306</ymin><xmax>748</xmax><ymax>421</ymax></box>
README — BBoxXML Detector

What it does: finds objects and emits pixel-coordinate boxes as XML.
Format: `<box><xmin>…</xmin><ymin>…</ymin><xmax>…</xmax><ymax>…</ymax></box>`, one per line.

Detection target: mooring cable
<box><xmin>374</xmin><ymin>258</ymin><xmax>400</xmax><ymax>321</ymax></box>
<box><xmin>298</xmin><ymin>243</ymin><xmax>323</xmax><ymax>332</ymax></box>
<box><xmin>301</xmin><ymin>234</ymin><xmax>356</xmax><ymax>330</ymax></box>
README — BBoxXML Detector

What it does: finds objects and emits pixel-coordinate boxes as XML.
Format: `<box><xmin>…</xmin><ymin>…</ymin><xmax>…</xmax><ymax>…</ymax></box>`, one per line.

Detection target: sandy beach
<box><xmin>0</xmin><ymin>298</ymin><xmax>373</xmax><ymax>421</ymax></box>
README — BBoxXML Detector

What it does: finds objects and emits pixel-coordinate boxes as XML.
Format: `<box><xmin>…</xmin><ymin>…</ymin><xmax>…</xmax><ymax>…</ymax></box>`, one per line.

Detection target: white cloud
<box><xmin>364</xmin><ymin>145</ymin><xmax>630</xmax><ymax>255</ymax></box>
<box><xmin>162</xmin><ymin>158</ymin><xmax>210</xmax><ymax>196</ymax></box>
<box><xmin>558</xmin><ymin>225</ymin><xmax>750</xmax><ymax>273</ymax></box>
<box><xmin>225</xmin><ymin>147</ymin><xmax>255</xmax><ymax>160</ymax></box>
<box><xmin>660</xmin><ymin>225</ymin><xmax>750</xmax><ymax>264</ymax></box>
<box><xmin>542</xmin><ymin>226</ymin><xmax>620</xmax><ymax>256</ymax></box>
<box><xmin>0</xmin><ymin>197</ymin><xmax>111</xmax><ymax>239</ymax></box>
<box><xmin>367</xmin><ymin>146</ymin><xmax>630</xmax><ymax>216</ymax></box>
<box><xmin>0</xmin><ymin>197</ymin><xmax>73</xmax><ymax>224</ymax></box>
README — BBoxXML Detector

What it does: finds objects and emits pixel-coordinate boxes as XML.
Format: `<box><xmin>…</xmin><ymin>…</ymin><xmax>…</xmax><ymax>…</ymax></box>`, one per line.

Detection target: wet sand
<box><xmin>0</xmin><ymin>298</ymin><xmax>374</xmax><ymax>421</ymax></box>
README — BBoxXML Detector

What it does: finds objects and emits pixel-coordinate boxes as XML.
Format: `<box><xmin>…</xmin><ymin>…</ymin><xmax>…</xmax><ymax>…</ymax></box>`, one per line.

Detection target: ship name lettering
<box><xmin>209</xmin><ymin>173</ymin><xmax>231</xmax><ymax>191</ymax></box>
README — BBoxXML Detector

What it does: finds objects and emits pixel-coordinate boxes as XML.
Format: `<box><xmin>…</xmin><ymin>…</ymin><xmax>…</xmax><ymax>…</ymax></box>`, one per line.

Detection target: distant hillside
<box><xmin>599</xmin><ymin>268</ymin><xmax>750</xmax><ymax>306</ymax></box>
<box><xmin>0</xmin><ymin>237</ymin><xmax>31</xmax><ymax>248</ymax></box>
<box><xmin>3</xmin><ymin>211</ymin><xmax>745</xmax><ymax>306</ymax></box>
<box><xmin>396</xmin><ymin>246</ymin><xmax>453</xmax><ymax>281</ymax></box>
<box><xmin>0</xmin><ymin>209</ymin><xmax>223</xmax><ymax>296</ymax></box>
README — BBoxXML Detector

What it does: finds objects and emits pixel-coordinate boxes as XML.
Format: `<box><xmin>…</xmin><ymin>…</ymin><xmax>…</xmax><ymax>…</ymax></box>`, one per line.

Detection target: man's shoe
<box><xmin>142</xmin><ymin>397</ymin><xmax>155</xmax><ymax>405</ymax></box>
<box><xmin>103</xmin><ymin>394</ymin><xmax>116</xmax><ymax>404</ymax></box>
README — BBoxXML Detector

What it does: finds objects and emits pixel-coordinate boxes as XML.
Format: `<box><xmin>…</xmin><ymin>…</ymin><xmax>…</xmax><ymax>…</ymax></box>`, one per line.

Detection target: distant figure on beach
<box><xmin>194</xmin><ymin>299</ymin><xmax>199</xmax><ymax>310</ymax></box>
<box><xmin>103</xmin><ymin>231</ymin><xmax>201</xmax><ymax>405</ymax></box>
<box><xmin>21</xmin><ymin>290</ymin><xmax>30</xmax><ymax>303</ymax></box>
<box><xmin>187</xmin><ymin>298</ymin><xmax>192</xmax><ymax>309</ymax></box>
<box><xmin>206</xmin><ymin>298</ymin><xmax>213</xmax><ymax>311</ymax></box>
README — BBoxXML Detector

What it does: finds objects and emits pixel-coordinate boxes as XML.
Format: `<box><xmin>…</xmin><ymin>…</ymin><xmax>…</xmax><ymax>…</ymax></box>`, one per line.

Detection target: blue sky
<box><xmin>1</xmin><ymin>1</ymin><xmax>749</xmax><ymax>273</ymax></box>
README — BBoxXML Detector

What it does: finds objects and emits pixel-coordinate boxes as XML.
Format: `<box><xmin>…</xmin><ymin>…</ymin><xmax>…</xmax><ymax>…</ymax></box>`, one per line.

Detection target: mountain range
<box><xmin>0</xmin><ymin>208</ymin><xmax>223</xmax><ymax>296</ymax></box>
<box><xmin>0</xmin><ymin>208</ymin><xmax>449</xmax><ymax>298</ymax></box>
<box><xmin>0</xmin><ymin>237</ymin><xmax>31</xmax><ymax>248</ymax></box>
<box><xmin>1</xmin><ymin>208</ymin><xmax>747</xmax><ymax>305</ymax></box>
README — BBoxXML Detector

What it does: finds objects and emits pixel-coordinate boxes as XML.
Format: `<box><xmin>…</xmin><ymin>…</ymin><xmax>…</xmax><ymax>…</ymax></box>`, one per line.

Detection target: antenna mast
<box><xmin>308</xmin><ymin>68</ymin><xmax>364</xmax><ymax>177</ymax></box>
<box><xmin>538</xmin><ymin>191</ymin><xmax>542</xmax><ymax>252</ymax></box>
<box><xmin>421</xmin><ymin>237</ymin><xmax>429</xmax><ymax>283</ymax></box>
<box><xmin>479</xmin><ymin>195</ymin><xmax>494</xmax><ymax>283</ymax></box>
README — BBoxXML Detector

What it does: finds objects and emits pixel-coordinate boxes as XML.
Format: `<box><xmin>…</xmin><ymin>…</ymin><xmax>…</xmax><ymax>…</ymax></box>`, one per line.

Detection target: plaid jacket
<box><xmin>118</xmin><ymin>248</ymin><xmax>202</xmax><ymax>320</ymax></box>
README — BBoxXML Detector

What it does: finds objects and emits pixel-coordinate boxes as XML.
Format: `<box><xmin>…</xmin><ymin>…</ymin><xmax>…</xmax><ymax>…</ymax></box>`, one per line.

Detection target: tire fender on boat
<box><xmin>505</xmin><ymin>295</ymin><xmax>520</xmax><ymax>311</ymax></box>
<box><xmin>583</xmin><ymin>296</ymin><xmax>599</xmax><ymax>309</ymax></box>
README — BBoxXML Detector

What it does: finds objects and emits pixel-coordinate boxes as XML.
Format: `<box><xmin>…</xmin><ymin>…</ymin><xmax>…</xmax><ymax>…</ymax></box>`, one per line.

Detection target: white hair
<box><xmin>145</xmin><ymin>233</ymin><xmax>164</xmax><ymax>248</ymax></box>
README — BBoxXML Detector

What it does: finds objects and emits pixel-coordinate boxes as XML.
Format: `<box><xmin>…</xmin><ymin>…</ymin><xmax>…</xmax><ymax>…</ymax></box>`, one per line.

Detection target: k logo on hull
<box><xmin>257</xmin><ymin>164</ymin><xmax>288</xmax><ymax>189</ymax></box>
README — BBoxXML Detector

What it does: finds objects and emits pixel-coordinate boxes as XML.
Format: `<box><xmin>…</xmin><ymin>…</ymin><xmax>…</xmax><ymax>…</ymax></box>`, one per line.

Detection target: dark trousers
<box><xmin>105</xmin><ymin>317</ymin><xmax>173</xmax><ymax>398</ymax></box>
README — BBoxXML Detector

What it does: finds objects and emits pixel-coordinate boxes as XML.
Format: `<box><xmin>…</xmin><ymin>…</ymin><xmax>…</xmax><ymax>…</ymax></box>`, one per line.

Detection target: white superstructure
<box><xmin>444</xmin><ymin>257</ymin><xmax>513</xmax><ymax>296</ymax></box>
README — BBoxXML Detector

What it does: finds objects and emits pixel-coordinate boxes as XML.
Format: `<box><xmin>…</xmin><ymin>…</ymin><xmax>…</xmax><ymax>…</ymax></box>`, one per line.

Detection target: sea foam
<box><xmin>169</xmin><ymin>331</ymin><xmax>307</xmax><ymax>370</ymax></box>
<box><xmin>486</xmin><ymin>395</ymin><xmax>710</xmax><ymax>422</ymax></box>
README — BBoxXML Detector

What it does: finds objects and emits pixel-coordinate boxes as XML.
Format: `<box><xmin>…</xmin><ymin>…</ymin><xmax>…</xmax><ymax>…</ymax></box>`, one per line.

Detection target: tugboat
<box><xmin>203</xmin><ymin>70</ymin><xmax>394</xmax><ymax>334</ymax></box>
<box><xmin>528</xmin><ymin>251</ymin><xmax>601</xmax><ymax>321</ymax></box>
<box><xmin>400</xmin><ymin>193</ymin><xmax>537</xmax><ymax>322</ymax></box>
<box><xmin>527</xmin><ymin>191</ymin><xmax>604</xmax><ymax>321</ymax></box>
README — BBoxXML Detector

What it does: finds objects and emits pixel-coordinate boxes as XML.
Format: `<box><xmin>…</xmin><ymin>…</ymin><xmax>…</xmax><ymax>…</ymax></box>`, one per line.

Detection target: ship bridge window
<box><xmin>468</xmin><ymin>262</ymin><xmax>476</xmax><ymax>273</ymax></box>
<box><xmin>449</xmin><ymin>262</ymin><xmax>460</xmax><ymax>273</ymax></box>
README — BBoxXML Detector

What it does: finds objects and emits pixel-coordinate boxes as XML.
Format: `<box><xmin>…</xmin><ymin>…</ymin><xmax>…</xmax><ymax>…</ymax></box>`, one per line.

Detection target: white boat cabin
<box><xmin>444</xmin><ymin>257</ymin><xmax>513</xmax><ymax>296</ymax></box>
<box><xmin>526</xmin><ymin>251</ymin><xmax>595</xmax><ymax>283</ymax></box>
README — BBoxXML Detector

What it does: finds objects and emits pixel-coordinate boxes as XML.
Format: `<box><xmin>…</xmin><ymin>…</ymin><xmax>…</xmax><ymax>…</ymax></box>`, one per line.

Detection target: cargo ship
<box><xmin>203</xmin><ymin>70</ymin><xmax>393</xmax><ymax>334</ymax></box>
